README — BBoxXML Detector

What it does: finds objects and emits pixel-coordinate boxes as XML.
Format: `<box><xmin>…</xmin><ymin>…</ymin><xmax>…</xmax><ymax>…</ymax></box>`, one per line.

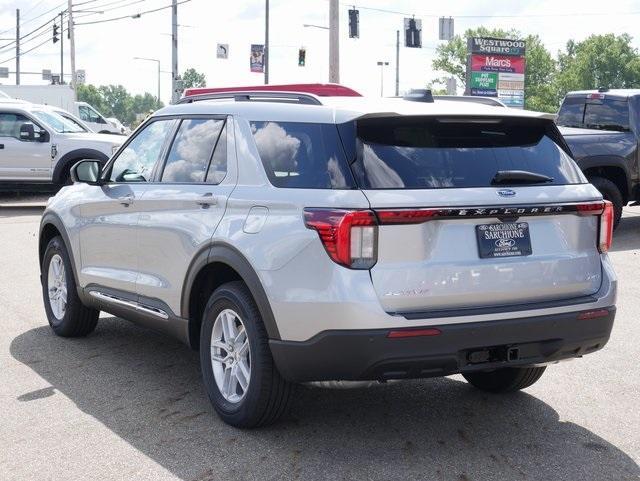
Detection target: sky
<box><xmin>0</xmin><ymin>0</ymin><xmax>640</xmax><ymax>106</ymax></box>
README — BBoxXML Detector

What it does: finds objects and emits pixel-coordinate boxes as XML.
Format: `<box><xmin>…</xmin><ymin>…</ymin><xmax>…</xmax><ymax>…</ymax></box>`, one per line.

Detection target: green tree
<box><xmin>432</xmin><ymin>27</ymin><xmax>558</xmax><ymax>112</ymax></box>
<box><xmin>76</xmin><ymin>84</ymin><xmax>163</xmax><ymax>126</ymax></box>
<box><xmin>181</xmin><ymin>67</ymin><xmax>207</xmax><ymax>89</ymax></box>
<box><xmin>556</xmin><ymin>33</ymin><xmax>640</xmax><ymax>97</ymax></box>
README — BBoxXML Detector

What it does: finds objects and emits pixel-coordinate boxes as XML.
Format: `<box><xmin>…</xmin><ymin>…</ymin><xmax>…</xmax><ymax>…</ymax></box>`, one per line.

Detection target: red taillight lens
<box><xmin>599</xmin><ymin>200</ymin><xmax>614</xmax><ymax>253</ymax></box>
<box><xmin>387</xmin><ymin>328</ymin><xmax>442</xmax><ymax>338</ymax></box>
<box><xmin>375</xmin><ymin>208</ymin><xmax>438</xmax><ymax>225</ymax></box>
<box><xmin>303</xmin><ymin>209</ymin><xmax>378</xmax><ymax>269</ymax></box>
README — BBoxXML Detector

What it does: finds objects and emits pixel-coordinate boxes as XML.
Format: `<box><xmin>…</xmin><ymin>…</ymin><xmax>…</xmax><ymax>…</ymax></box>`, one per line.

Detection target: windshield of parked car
<box><xmin>31</xmin><ymin>110</ymin><xmax>86</xmax><ymax>134</ymax></box>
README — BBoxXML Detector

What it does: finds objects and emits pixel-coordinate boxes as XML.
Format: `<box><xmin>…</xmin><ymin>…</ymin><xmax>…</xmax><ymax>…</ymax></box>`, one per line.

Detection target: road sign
<box><xmin>76</xmin><ymin>69</ymin><xmax>86</xmax><ymax>85</ymax></box>
<box><xmin>217</xmin><ymin>44</ymin><xmax>228</xmax><ymax>59</ymax></box>
<box><xmin>42</xmin><ymin>69</ymin><xmax>52</xmax><ymax>81</ymax></box>
<box><xmin>0</xmin><ymin>67</ymin><xmax>8</xmax><ymax>78</ymax></box>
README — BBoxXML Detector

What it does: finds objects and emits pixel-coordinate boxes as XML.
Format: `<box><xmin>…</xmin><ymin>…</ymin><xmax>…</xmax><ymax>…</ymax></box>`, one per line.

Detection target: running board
<box><xmin>88</xmin><ymin>291</ymin><xmax>169</xmax><ymax>320</ymax></box>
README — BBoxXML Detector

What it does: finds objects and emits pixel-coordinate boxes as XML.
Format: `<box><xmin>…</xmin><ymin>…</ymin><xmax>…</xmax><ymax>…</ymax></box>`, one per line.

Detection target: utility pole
<box><xmin>395</xmin><ymin>30</ymin><xmax>399</xmax><ymax>96</ymax></box>
<box><xmin>68</xmin><ymin>0</ymin><xmax>76</xmax><ymax>98</ymax></box>
<box><xmin>264</xmin><ymin>0</ymin><xmax>269</xmax><ymax>84</ymax></box>
<box><xmin>329</xmin><ymin>0</ymin><xmax>339</xmax><ymax>83</ymax></box>
<box><xmin>15</xmin><ymin>9</ymin><xmax>19</xmax><ymax>85</ymax></box>
<box><xmin>171</xmin><ymin>0</ymin><xmax>179</xmax><ymax>103</ymax></box>
<box><xmin>60</xmin><ymin>12</ymin><xmax>64</xmax><ymax>84</ymax></box>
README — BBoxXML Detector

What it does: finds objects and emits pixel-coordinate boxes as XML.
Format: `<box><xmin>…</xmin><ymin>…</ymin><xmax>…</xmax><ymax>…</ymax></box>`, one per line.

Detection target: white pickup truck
<box><xmin>0</xmin><ymin>100</ymin><xmax>124</xmax><ymax>186</ymax></box>
<box><xmin>0</xmin><ymin>85</ymin><xmax>125</xmax><ymax>135</ymax></box>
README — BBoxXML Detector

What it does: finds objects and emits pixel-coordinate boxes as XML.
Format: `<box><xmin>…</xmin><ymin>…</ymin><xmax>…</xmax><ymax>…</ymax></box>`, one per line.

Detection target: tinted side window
<box><xmin>162</xmin><ymin>118</ymin><xmax>224</xmax><ymax>183</ymax></box>
<box><xmin>250</xmin><ymin>121</ymin><xmax>354</xmax><ymax>189</ymax></box>
<box><xmin>109</xmin><ymin>119</ymin><xmax>174</xmax><ymax>182</ymax></box>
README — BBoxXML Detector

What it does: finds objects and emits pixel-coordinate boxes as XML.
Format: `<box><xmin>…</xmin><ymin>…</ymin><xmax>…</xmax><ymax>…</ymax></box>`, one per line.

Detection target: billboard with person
<box><xmin>466</xmin><ymin>37</ymin><xmax>526</xmax><ymax>108</ymax></box>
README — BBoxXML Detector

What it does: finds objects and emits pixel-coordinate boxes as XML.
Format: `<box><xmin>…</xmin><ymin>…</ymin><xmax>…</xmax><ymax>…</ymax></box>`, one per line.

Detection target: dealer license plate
<box><xmin>476</xmin><ymin>222</ymin><xmax>532</xmax><ymax>258</ymax></box>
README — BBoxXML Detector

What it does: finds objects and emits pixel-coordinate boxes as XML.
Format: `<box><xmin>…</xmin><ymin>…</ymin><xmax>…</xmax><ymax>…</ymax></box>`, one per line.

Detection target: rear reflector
<box><xmin>387</xmin><ymin>328</ymin><xmax>442</xmax><ymax>338</ymax></box>
<box><xmin>577</xmin><ymin>309</ymin><xmax>610</xmax><ymax>320</ymax></box>
<box><xmin>599</xmin><ymin>200</ymin><xmax>614</xmax><ymax>253</ymax></box>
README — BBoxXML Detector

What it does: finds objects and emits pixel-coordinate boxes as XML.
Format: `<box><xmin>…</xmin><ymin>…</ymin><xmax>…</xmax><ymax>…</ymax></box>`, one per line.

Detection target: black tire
<box><xmin>589</xmin><ymin>176</ymin><xmax>623</xmax><ymax>229</ymax></box>
<box><xmin>462</xmin><ymin>366</ymin><xmax>546</xmax><ymax>393</ymax></box>
<box><xmin>41</xmin><ymin>236</ymin><xmax>99</xmax><ymax>337</ymax></box>
<box><xmin>199</xmin><ymin>281</ymin><xmax>293</xmax><ymax>428</ymax></box>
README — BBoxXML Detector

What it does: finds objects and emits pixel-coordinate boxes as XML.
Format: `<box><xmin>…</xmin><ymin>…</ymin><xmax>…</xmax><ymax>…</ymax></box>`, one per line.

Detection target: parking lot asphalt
<box><xmin>0</xmin><ymin>204</ymin><xmax>638</xmax><ymax>481</ymax></box>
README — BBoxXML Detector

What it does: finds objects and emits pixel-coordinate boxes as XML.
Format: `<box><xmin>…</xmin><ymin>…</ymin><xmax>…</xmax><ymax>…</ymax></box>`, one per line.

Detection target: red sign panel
<box><xmin>471</xmin><ymin>54</ymin><xmax>525</xmax><ymax>74</ymax></box>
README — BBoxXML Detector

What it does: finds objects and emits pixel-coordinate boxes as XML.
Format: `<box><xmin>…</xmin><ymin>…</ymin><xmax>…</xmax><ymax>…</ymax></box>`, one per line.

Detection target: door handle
<box><xmin>118</xmin><ymin>194</ymin><xmax>134</xmax><ymax>206</ymax></box>
<box><xmin>196</xmin><ymin>192</ymin><xmax>217</xmax><ymax>207</ymax></box>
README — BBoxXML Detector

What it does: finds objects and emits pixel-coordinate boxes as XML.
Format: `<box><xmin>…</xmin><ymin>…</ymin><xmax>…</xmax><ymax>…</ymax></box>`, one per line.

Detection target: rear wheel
<box><xmin>42</xmin><ymin>236</ymin><xmax>99</xmax><ymax>337</ymax></box>
<box><xmin>462</xmin><ymin>366</ymin><xmax>546</xmax><ymax>393</ymax></box>
<box><xmin>199</xmin><ymin>281</ymin><xmax>293</xmax><ymax>428</ymax></box>
<box><xmin>589</xmin><ymin>176</ymin><xmax>623</xmax><ymax>228</ymax></box>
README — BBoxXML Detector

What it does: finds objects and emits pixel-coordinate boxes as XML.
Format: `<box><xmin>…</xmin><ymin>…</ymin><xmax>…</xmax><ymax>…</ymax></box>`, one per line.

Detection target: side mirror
<box><xmin>19</xmin><ymin>123</ymin><xmax>35</xmax><ymax>141</ymax></box>
<box><xmin>36</xmin><ymin>128</ymin><xmax>50</xmax><ymax>143</ymax></box>
<box><xmin>70</xmin><ymin>159</ymin><xmax>103</xmax><ymax>185</ymax></box>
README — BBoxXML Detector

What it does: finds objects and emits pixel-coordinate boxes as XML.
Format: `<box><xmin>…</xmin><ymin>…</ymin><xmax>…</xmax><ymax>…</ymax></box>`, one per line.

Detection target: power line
<box><xmin>346</xmin><ymin>3</ymin><xmax>640</xmax><ymax>19</ymax></box>
<box><xmin>0</xmin><ymin>15</ymin><xmax>59</xmax><ymax>52</ymax></box>
<box><xmin>75</xmin><ymin>0</ymin><xmax>192</xmax><ymax>26</ymax></box>
<box><xmin>75</xmin><ymin>0</ymin><xmax>161</xmax><ymax>21</ymax></box>
<box><xmin>0</xmin><ymin>36</ymin><xmax>53</xmax><ymax>65</ymax></box>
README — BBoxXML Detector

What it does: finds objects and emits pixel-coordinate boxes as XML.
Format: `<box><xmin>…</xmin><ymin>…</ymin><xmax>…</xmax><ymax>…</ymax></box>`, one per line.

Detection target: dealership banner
<box><xmin>250</xmin><ymin>44</ymin><xmax>265</xmax><ymax>73</ymax></box>
<box><xmin>466</xmin><ymin>37</ymin><xmax>526</xmax><ymax>108</ymax></box>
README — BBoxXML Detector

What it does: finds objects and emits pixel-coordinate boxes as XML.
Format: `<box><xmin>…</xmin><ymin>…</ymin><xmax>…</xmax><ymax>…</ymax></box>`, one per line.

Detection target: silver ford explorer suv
<box><xmin>38</xmin><ymin>85</ymin><xmax>617</xmax><ymax>428</ymax></box>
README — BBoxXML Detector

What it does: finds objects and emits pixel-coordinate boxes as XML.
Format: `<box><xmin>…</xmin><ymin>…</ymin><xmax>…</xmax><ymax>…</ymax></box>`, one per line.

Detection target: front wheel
<box><xmin>462</xmin><ymin>366</ymin><xmax>546</xmax><ymax>393</ymax></box>
<box><xmin>42</xmin><ymin>236</ymin><xmax>99</xmax><ymax>337</ymax></box>
<box><xmin>199</xmin><ymin>281</ymin><xmax>293</xmax><ymax>428</ymax></box>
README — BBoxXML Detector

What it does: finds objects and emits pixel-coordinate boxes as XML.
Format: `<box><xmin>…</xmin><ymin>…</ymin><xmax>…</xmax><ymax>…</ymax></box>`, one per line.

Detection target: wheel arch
<box><xmin>52</xmin><ymin>149</ymin><xmax>109</xmax><ymax>185</ymax></box>
<box><xmin>39</xmin><ymin>213</ymin><xmax>81</xmax><ymax>294</ymax></box>
<box><xmin>579</xmin><ymin>155</ymin><xmax>631</xmax><ymax>203</ymax></box>
<box><xmin>182</xmin><ymin>243</ymin><xmax>280</xmax><ymax>350</ymax></box>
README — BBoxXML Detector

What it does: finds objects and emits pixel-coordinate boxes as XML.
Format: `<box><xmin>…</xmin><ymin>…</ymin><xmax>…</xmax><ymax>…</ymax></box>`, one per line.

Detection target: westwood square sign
<box><xmin>465</xmin><ymin>37</ymin><xmax>526</xmax><ymax>108</ymax></box>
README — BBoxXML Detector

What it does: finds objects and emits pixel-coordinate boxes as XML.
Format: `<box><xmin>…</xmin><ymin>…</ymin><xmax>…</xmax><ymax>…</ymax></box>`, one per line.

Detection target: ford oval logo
<box><xmin>495</xmin><ymin>238</ymin><xmax>516</xmax><ymax>248</ymax></box>
<box><xmin>497</xmin><ymin>189</ymin><xmax>516</xmax><ymax>197</ymax></box>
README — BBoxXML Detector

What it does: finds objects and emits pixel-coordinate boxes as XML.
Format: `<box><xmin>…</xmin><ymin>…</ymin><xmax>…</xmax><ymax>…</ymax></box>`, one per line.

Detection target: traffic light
<box><xmin>348</xmin><ymin>8</ymin><xmax>359</xmax><ymax>38</ymax></box>
<box><xmin>298</xmin><ymin>48</ymin><xmax>306</xmax><ymax>67</ymax></box>
<box><xmin>52</xmin><ymin>23</ymin><xmax>59</xmax><ymax>44</ymax></box>
<box><xmin>404</xmin><ymin>17</ymin><xmax>422</xmax><ymax>48</ymax></box>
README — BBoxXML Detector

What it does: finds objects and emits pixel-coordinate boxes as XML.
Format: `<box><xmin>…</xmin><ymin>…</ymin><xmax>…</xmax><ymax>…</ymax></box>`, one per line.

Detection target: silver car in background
<box><xmin>38</xmin><ymin>87</ymin><xmax>617</xmax><ymax>427</ymax></box>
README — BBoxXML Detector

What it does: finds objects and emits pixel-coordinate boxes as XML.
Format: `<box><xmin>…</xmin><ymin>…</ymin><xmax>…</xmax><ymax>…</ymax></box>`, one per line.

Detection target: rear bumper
<box><xmin>269</xmin><ymin>307</ymin><xmax>615</xmax><ymax>382</ymax></box>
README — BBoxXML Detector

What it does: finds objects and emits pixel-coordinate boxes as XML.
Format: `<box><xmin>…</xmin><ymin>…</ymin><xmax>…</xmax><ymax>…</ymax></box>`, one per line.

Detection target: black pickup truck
<box><xmin>557</xmin><ymin>89</ymin><xmax>640</xmax><ymax>226</ymax></box>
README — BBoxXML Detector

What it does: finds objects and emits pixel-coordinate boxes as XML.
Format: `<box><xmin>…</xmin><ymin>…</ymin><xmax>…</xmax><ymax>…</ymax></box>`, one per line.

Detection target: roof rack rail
<box><xmin>177</xmin><ymin>91</ymin><xmax>323</xmax><ymax>105</ymax></box>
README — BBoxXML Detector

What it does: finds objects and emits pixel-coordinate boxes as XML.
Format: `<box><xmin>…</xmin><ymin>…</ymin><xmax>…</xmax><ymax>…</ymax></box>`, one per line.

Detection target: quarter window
<box><xmin>161</xmin><ymin>118</ymin><xmax>225</xmax><ymax>183</ymax></box>
<box><xmin>250</xmin><ymin>121</ymin><xmax>354</xmax><ymax>189</ymax></box>
<box><xmin>108</xmin><ymin>119</ymin><xmax>174</xmax><ymax>182</ymax></box>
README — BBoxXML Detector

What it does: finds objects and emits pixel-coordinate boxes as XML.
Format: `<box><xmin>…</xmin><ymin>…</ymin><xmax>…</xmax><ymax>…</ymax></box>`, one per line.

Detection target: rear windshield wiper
<box><xmin>491</xmin><ymin>170</ymin><xmax>554</xmax><ymax>185</ymax></box>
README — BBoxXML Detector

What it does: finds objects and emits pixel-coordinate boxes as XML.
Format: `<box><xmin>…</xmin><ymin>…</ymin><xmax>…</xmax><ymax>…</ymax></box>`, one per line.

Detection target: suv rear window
<box><xmin>250</xmin><ymin>121</ymin><xmax>354</xmax><ymax>189</ymax></box>
<box><xmin>349</xmin><ymin>117</ymin><xmax>584</xmax><ymax>189</ymax></box>
<box><xmin>557</xmin><ymin>96</ymin><xmax>630</xmax><ymax>131</ymax></box>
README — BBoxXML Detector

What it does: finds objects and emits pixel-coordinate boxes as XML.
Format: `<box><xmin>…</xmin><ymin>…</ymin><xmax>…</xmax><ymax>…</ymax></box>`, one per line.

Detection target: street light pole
<box><xmin>68</xmin><ymin>0</ymin><xmax>77</xmax><ymax>98</ymax></box>
<box><xmin>134</xmin><ymin>57</ymin><xmax>161</xmax><ymax>104</ymax></box>
<box><xmin>377</xmin><ymin>61</ymin><xmax>389</xmax><ymax>97</ymax></box>
<box><xmin>171</xmin><ymin>0</ymin><xmax>179</xmax><ymax>103</ymax></box>
<box><xmin>15</xmin><ymin>9</ymin><xmax>19</xmax><ymax>85</ymax></box>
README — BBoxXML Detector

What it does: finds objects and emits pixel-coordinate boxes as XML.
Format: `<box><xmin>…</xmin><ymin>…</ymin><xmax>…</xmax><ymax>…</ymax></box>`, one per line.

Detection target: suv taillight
<box><xmin>303</xmin><ymin>209</ymin><xmax>377</xmax><ymax>269</ymax></box>
<box><xmin>577</xmin><ymin>200</ymin><xmax>614</xmax><ymax>253</ymax></box>
<box><xmin>599</xmin><ymin>200</ymin><xmax>614</xmax><ymax>253</ymax></box>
